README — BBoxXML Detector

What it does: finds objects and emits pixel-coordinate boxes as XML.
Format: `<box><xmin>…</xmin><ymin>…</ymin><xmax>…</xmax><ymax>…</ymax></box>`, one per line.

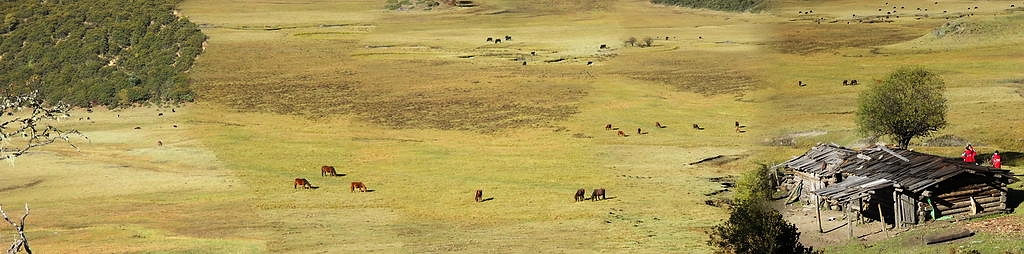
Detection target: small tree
<box><xmin>624</xmin><ymin>37</ymin><xmax>637</xmax><ymax>47</ymax></box>
<box><xmin>640</xmin><ymin>36</ymin><xmax>654</xmax><ymax>47</ymax></box>
<box><xmin>856</xmin><ymin>67</ymin><xmax>948</xmax><ymax>148</ymax></box>
<box><xmin>0</xmin><ymin>90</ymin><xmax>86</xmax><ymax>161</ymax></box>
<box><xmin>707</xmin><ymin>200</ymin><xmax>815</xmax><ymax>254</ymax></box>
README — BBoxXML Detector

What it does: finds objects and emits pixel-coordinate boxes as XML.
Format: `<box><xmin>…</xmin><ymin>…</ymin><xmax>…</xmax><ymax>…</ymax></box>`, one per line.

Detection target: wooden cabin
<box><xmin>813</xmin><ymin>146</ymin><xmax>1017</xmax><ymax>228</ymax></box>
<box><xmin>777</xmin><ymin>143</ymin><xmax>857</xmax><ymax>204</ymax></box>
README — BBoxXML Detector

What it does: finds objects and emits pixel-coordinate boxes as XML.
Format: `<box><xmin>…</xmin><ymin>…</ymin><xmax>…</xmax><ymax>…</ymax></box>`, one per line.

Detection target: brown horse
<box><xmin>321</xmin><ymin>165</ymin><xmax>338</xmax><ymax>176</ymax></box>
<box><xmin>605</xmin><ymin>124</ymin><xmax>613</xmax><ymax>130</ymax></box>
<box><xmin>475</xmin><ymin>189</ymin><xmax>483</xmax><ymax>202</ymax></box>
<box><xmin>617</xmin><ymin>130</ymin><xmax>626</xmax><ymax>137</ymax></box>
<box><xmin>592</xmin><ymin>188</ymin><xmax>606</xmax><ymax>201</ymax></box>
<box><xmin>294</xmin><ymin>178</ymin><xmax>312</xmax><ymax>189</ymax></box>
<box><xmin>575</xmin><ymin>188</ymin><xmax>586</xmax><ymax>202</ymax></box>
<box><xmin>350</xmin><ymin>182</ymin><xmax>367</xmax><ymax>192</ymax></box>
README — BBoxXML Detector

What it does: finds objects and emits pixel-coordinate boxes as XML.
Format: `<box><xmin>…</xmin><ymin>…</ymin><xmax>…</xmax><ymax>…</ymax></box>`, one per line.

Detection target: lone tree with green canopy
<box><xmin>856</xmin><ymin>67</ymin><xmax>948</xmax><ymax>148</ymax></box>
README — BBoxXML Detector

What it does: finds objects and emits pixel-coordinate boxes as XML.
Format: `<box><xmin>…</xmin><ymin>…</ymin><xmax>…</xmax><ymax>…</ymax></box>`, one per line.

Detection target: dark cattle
<box><xmin>351</xmin><ymin>182</ymin><xmax>367</xmax><ymax>192</ymax></box>
<box><xmin>617</xmin><ymin>130</ymin><xmax>626</xmax><ymax>137</ymax></box>
<box><xmin>591</xmin><ymin>188</ymin><xmax>606</xmax><ymax>201</ymax></box>
<box><xmin>494</xmin><ymin>39</ymin><xmax>501</xmax><ymax>44</ymax></box>
<box><xmin>798</xmin><ymin>80</ymin><xmax>806</xmax><ymax>86</ymax></box>
<box><xmin>656</xmin><ymin>122</ymin><xmax>665</xmax><ymax>128</ymax></box>
<box><xmin>487</xmin><ymin>37</ymin><xmax>493</xmax><ymax>42</ymax></box>
<box><xmin>665</xmin><ymin>36</ymin><xmax>669</xmax><ymax>40</ymax></box>
<box><xmin>321</xmin><ymin>165</ymin><xmax>338</xmax><ymax>176</ymax></box>
<box><xmin>522</xmin><ymin>61</ymin><xmax>527</xmax><ymax>65</ymax></box>
<box><xmin>851</xmin><ymin>79</ymin><xmax>858</xmax><ymax>85</ymax></box>
<box><xmin>575</xmin><ymin>188</ymin><xmax>586</xmax><ymax>202</ymax></box>
<box><xmin>735</xmin><ymin>121</ymin><xmax>740</xmax><ymax>128</ymax></box>
<box><xmin>475</xmin><ymin>189</ymin><xmax>483</xmax><ymax>202</ymax></box>
<box><xmin>605</xmin><ymin>124</ymin><xmax>613</xmax><ymax>130</ymax></box>
<box><xmin>587</xmin><ymin>61</ymin><xmax>593</xmax><ymax>66</ymax></box>
<box><xmin>295</xmin><ymin>178</ymin><xmax>312</xmax><ymax>189</ymax></box>
<box><xmin>531</xmin><ymin>51</ymin><xmax>536</xmax><ymax>55</ymax></box>
<box><xmin>158</xmin><ymin>112</ymin><xmax>163</xmax><ymax>116</ymax></box>
<box><xmin>843</xmin><ymin>79</ymin><xmax>849</xmax><ymax>86</ymax></box>
<box><xmin>157</xmin><ymin>140</ymin><xmax>163</xmax><ymax>146</ymax></box>
<box><xmin>600</xmin><ymin>44</ymin><xmax>607</xmax><ymax>49</ymax></box>
<box><xmin>172</xmin><ymin>108</ymin><xmax>176</xmax><ymax>113</ymax></box>
<box><xmin>637</xmin><ymin>128</ymin><xmax>642</xmax><ymax>135</ymax></box>
<box><xmin>505</xmin><ymin>35</ymin><xmax>512</xmax><ymax>41</ymax></box>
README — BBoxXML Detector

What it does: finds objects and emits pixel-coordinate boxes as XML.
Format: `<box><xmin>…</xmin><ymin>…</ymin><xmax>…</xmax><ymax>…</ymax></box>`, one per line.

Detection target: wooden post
<box><xmin>816</xmin><ymin>194</ymin><xmax>823</xmax><ymax>233</ymax></box>
<box><xmin>878</xmin><ymin>202</ymin><xmax>888</xmax><ymax>237</ymax></box>
<box><xmin>847</xmin><ymin>202</ymin><xmax>854</xmax><ymax>240</ymax></box>
<box><xmin>893</xmin><ymin>190</ymin><xmax>901</xmax><ymax>228</ymax></box>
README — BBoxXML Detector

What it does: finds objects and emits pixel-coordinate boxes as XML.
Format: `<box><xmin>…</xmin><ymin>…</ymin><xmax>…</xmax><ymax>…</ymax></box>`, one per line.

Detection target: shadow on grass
<box><xmin>1006</xmin><ymin>189</ymin><xmax>1023</xmax><ymax>212</ymax></box>
<box><xmin>480</xmin><ymin>197</ymin><xmax>495</xmax><ymax>202</ymax></box>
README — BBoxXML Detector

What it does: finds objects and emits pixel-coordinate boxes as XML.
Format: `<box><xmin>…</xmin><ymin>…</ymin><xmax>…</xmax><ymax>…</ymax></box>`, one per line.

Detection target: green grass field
<box><xmin>4</xmin><ymin>0</ymin><xmax>1024</xmax><ymax>253</ymax></box>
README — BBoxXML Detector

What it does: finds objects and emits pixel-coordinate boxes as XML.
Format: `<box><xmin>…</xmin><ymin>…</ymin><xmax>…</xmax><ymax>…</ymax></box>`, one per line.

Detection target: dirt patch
<box><xmin>764</xmin><ymin>130</ymin><xmax>827</xmax><ymax>146</ymax></box>
<box><xmin>620</xmin><ymin>53</ymin><xmax>761</xmax><ymax>95</ymax></box>
<box><xmin>769</xmin><ymin>23</ymin><xmax>929</xmax><ymax>54</ymax></box>
<box><xmin>964</xmin><ymin>215</ymin><xmax>1024</xmax><ymax>236</ymax></box>
<box><xmin>689</xmin><ymin>154</ymin><xmax>745</xmax><ymax>166</ymax></box>
<box><xmin>922</xmin><ymin>135</ymin><xmax>974</xmax><ymax>147</ymax></box>
<box><xmin>0</xmin><ymin>179</ymin><xmax>43</xmax><ymax>192</ymax></box>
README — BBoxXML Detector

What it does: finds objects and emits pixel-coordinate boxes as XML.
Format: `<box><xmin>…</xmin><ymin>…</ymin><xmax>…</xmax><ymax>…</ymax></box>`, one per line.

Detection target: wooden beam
<box><xmin>817</xmin><ymin>194</ymin><xmax>823</xmax><ymax>233</ymax></box>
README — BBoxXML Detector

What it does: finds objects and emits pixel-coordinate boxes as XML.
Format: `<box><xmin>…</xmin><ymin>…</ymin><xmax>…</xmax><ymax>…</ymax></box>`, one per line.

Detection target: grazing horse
<box><xmin>294</xmin><ymin>178</ymin><xmax>312</xmax><ymax>189</ymax></box>
<box><xmin>350</xmin><ymin>182</ymin><xmax>367</xmax><ymax>192</ymax></box>
<box><xmin>575</xmin><ymin>188</ymin><xmax>586</xmax><ymax>202</ymax></box>
<box><xmin>321</xmin><ymin>166</ymin><xmax>338</xmax><ymax>176</ymax></box>
<box><xmin>475</xmin><ymin>189</ymin><xmax>483</xmax><ymax>202</ymax></box>
<box><xmin>605</xmin><ymin>124</ymin><xmax>613</xmax><ymax>130</ymax></box>
<box><xmin>617</xmin><ymin>130</ymin><xmax>626</xmax><ymax>137</ymax></box>
<box><xmin>592</xmin><ymin>188</ymin><xmax>606</xmax><ymax>201</ymax></box>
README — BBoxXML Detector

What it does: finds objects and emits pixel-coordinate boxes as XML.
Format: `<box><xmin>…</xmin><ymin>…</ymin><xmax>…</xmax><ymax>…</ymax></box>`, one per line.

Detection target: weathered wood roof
<box><xmin>779</xmin><ymin>143</ymin><xmax>856</xmax><ymax>178</ymax></box>
<box><xmin>806</xmin><ymin>145</ymin><xmax>1018</xmax><ymax>201</ymax></box>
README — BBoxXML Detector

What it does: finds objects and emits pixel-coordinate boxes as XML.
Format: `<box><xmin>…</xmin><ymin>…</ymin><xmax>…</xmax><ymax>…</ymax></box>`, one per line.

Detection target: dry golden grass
<box><xmin>6</xmin><ymin>0</ymin><xmax>1024</xmax><ymax>253</ymax></box>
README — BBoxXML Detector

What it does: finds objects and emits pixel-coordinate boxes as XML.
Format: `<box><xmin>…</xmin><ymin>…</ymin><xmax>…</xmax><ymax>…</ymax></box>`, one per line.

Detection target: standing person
<box><xmin>992</xmin><ymin>151</ymin><xmax>1002</xmax><ymax>169</ymax></box>
<box><xmin>962</xmin><ymin>144</ymin><xmax>977</xmax><ymax>164</ymax></box>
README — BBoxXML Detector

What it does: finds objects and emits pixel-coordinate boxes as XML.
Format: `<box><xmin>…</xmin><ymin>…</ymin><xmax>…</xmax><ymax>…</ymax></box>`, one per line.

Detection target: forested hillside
<box><xmin>651</xmin><ymin>0</ymin><xmax>767</xmax><ymax>12</ymax></box>
<box><xmin>0</xmin><ymin>0</ymin><xmax>206</xmax><ymax>107</ymax></box>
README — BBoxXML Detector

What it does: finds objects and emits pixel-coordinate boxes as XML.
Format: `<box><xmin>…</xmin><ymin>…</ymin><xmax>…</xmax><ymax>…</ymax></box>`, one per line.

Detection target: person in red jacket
<box><xmin>991</xmin><ymin>150</ymin><xmax>1002</xmax><ymax>169</ymax></box>
<box><xmin>962</xmin><ymin>144</ymin><xmax>977</xmax><ymax>164</ymax></box>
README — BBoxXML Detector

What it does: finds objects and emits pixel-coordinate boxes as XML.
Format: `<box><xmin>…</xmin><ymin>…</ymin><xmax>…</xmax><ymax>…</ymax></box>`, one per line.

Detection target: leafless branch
<box><xmin>1</xmin><ymin>204</ymin><xmax>31</xmax><ymax>254</ymax></box>
<box><xmin>0</xmin><ymin>90</ymin><xmax>87</xmax><ymax>162</ymax></box>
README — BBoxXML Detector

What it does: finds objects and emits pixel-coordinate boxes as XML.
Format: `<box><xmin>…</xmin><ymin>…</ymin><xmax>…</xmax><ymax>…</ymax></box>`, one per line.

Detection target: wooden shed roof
<box><xmin>807</xmin><ymin>145</ymin><xmax>1017</xmax><ymax>201</ymax></box>
<box><xmin>779</xmin><ymin>143</ymin><xmax>857</xmax><ymax>178</ymax></box>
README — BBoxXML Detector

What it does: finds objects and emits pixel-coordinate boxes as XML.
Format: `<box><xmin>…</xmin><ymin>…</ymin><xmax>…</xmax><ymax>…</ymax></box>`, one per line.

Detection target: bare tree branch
<box><xmin>1</xmin><ymin>204</ymin><xmax>31</xmax><ymax>254</ymax></box>
<box><xmin>0</xmin><ymin>90</ymin><xmax>88</xmax><ymax>162</ymax></box>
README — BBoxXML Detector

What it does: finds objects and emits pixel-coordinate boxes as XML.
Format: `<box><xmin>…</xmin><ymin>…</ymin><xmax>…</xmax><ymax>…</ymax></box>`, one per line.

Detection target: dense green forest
<box><xmin>0</xmin><ymin>0</ymin><xmax>205</xmax><ymax>107</ymax></box>
<box><xmin>651</xmin><ymin>0</ymin><xmax>767</xmax><ymax>12</ymax></box>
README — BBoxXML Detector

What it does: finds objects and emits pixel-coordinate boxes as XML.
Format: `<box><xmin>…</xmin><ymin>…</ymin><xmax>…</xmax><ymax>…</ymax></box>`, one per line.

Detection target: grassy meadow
<box><xmin>4</xmin><ymin>0</ymin><xmax>1024</xmax><ymax>253</ymax></box>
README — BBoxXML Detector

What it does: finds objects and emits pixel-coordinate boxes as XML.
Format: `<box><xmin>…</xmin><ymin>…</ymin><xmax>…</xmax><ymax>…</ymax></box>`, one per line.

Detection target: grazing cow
<box><xmin>587</xmin><ymin>61</ymin><xmax>593</xmax><ymax>66</ymax></box>
<box><xmin>735</xmin><ymin>121</ymin><xmax>740</xmax><ymax>128</ymax></box>
<box><xmin>531</xmin><ymin>51</ymin><xmax>536</xmax><ymax>55</ymax></box>
<box><xmin>798</xmin><ymin>80</ymin><xmax>806</xmax><ymax>86</ymax></box>
<box><xmin>656</xmin><ymin>122</ymin><xmax>665</xmax><ymax>128</ymax></box>
<box><xmin>321</xmin><ymin>165</ymin><xmax>338</xmax><ymax>176</ymax></box>
<box><xmin>157</xmin><ymin>140</ymin><xmax>163</xmax><ymax>146</ymax></box>
<box><xmin>522</xmin><ymin>61</ymin><xmax>527</xmax><ymax>65</ymax></box>
<box><xmin>591</xmin><ymin>188</ymin><xmax>606</xmax><ymax>201</ymax></box>
<box><xmin>475</xmin><ymin>189</ymin><xmax>483</xmax><ymax>202</ymax></box>
<box><xmin>843</xmin><ymin>79</ymin><xmax>849</xmax><ymax>86</ymax></box>
<box><xmin>575</xmin><ymin>188</ymin><xmax>586</xmax><ymax>202</ymax></box>
<box><xmin>851</xmin><ymin>79</ymin><xmax>858</xmax><ymax>85</ymax></box>
<box><xmin>494</xmin><ymin>39</ymin><xmax>501</xmax><ymax>44</ymax></box>
<box><xmin>600</xmin><ymin>44</ymin><xmax>607</xmax><ymax>49</ymax></box>
<box><xmin>487</xmin><ymin>37</ymin><xmax>493</xmax><ymax>42</ymax></box>
<box><xmin>294</xmin><ymin>178</ymin><xmax>312</xmax><ymax>189</ymax></box>
<box><xmin>505</xmin><ymin>35</ymin><xmax>512</xmax><ymax>41</ymax></box>
<box><xmin>350</xmin><ymin>182</ymin><xmax>367</xmax><ymax>192</ymax></box>
<box><xmin>617</xmin><ymin>130</ymin><xmax>626</xmax><ymax>137</ymax></box>
<box><xmin>665</xmin><ymin>36</ymin><xmax>669</xmax><ymax>40</ymax></box>
<box><xmin>605</xmin><ymin>124</ymin><xmax>613</xmax><ymax>130</ymax></box>
<box><xmin>637</xmin><ymin>128</ymin><xmax>642</xmax><ymax>135</ymax></box>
